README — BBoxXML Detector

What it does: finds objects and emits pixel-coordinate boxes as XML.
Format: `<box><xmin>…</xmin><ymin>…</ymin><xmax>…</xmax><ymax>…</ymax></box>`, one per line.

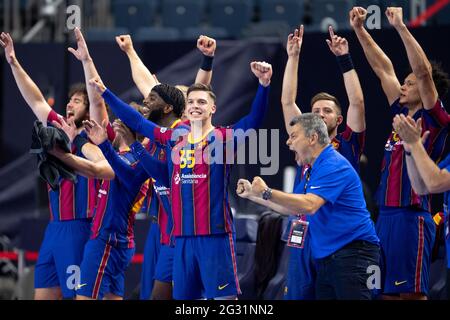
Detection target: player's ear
<box><xmin>211</xmin><ymin>104</ymin><xmax>217</xmax><ymax>115</ymax></box>
<box><xmin>164</xmin><ymin>104</ymin><xmax>174</xmax><ymax>114</ymax></box>
<box><xmin>336</xmin><ymin>114</ymin><xmax>344</xmax><ymax>126</ymax></box>
<box><xmin>310</xmin><ymin>132</ymin><xmax>319</xmax><ymax>145</ymax></box>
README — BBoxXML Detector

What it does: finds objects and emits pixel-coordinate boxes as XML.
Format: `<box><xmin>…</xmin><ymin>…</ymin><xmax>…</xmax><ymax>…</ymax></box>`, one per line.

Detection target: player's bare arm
<box><xmin>0</xmin><ymin>32</ymin><xmax>51</xmax><ymax>123</ymax></box>
<box><xmin>52</xmin><ymin>117</ymin><xmax>106</xmax><ymax>164</ymax></box>
<box><xmin>326</xmin><ymin>26</ymin><xmax>365</xmax><ymax>132</ymax></box>
<box><xmin>387</xmin><ymin>7</ymin><xmax>438</xmax><ymax>109</ymax></box>
<box><xmin>50</xmin><ymin>148</ymin><xmax>114</xmax><ymax>180</ymax></box>
<box><xmin>68</xmin><ymin>27</ymin><xmax>108</xmax><ymax>123</ymax></box>
<box><xmin>48</xmin><ymin>118</ymin><xmax>114</xmax><ymax>180</ymax></box>
<box><xmin>195</xmin><ymin>35</ymin><xmax>216</xmax><ymax>85</ymax></box>
<box><xmin>281</xmin><ymin>25</ymin><xmax>303</xmax><ymax>133</ymax></box>
<box><xmin>116</xmin><ymin>34</ymin><xmax>157</xmax><ymax>98</ymax></box>
<box><xmin>350</xmin><ymin>7</ymin><xmax>401</xmax><ymax>105</ymax></box>
<box><xmin>394</xmin><ymin>115</ymin><xmax>450</xmax><ymax>194</ymax></box>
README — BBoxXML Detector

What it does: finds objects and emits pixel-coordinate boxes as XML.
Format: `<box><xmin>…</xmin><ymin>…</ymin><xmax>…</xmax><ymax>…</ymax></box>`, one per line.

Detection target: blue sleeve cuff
<box><xmin>101</xmin><ymin>88</ymin><xmax>112</xmax><ymax>99</ymax></box>
<box><xmin>97</xmin><ymin>140</ymin><xmax>112</xmax><ymax>155</ymax></box>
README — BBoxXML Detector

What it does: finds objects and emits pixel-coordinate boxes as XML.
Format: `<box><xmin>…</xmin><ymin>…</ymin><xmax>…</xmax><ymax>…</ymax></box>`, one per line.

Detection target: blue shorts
<box><xmin>140</xmin><ymin>222</ymin><xmax>161</xmax><ymax>300</ymax></box>
<box><xmin>284</xmin><ymin>236</ymin><xmax>316</xmax><ymax>300</ymax></box>
<box><xmin>154</xmin><ymin>244</ymin><xmax>174</xmax><ymax>283</ymax></box>
<box><xmin>34</xmin><ymin>219</ymin><xmax>91</xmax><ymax>299</ymax></box>
<box><xmin>376</xmin><ymin>207</ymin><xmax>435</xmax><ymax>295</ymax></box>
<box><xmin>76</xmin><ymin>238</ymin><xmax>135</xmax><ymax>299</ymax></box>
<box><xmin>172</xmin><ymin>233</ymin><xmax>241</xmax><ymax>300</ymax></box>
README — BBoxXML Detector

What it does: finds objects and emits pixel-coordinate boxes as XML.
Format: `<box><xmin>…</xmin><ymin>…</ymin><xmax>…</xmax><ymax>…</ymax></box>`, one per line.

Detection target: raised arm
<box><xmin>194</xmin><ymin>35</ymin><xmax>216</xmax><ymax>85</ymax></box>
<box><xmin>394</xmin><ymin>115</ymin><xmax>450</xmax><ymax>194</ymax></box>
<box><xmin>387</xmin><ymin>7</ymin><xmax>438</xmax><ymax>109</ymax></box>
<box><xmin>281</xmin><ymin>26</ymin><xmax>303</xmax><ymax>133</ymax></box>
<box><xmin>232</xmin><ymin>61</ymin><xmax>272</xmax><ymax>132</ymax></box>
<box><xmin>68</xmin><ymin>27</ymin><xmax>108</xmax><ymax>123</ymax></box>
<box><xmin>350</xmin><ymin>7</ymin><xmax>401</xmax><ymax>105</ymax></box>
<box><xmin>0</xmin><ymin>32</ymin><xmax>51</xmax><ymax>123</ymax></box>
<box><xmin>116</xmin><ymin>35</ymin><xmax>157</xmax><ymax>98</ymax></box>
<box><xmin>89</xmin><ymin>77</ymin><xmax>160</xmax><ymax>141</ymax></box>
<box><xmin>326</xmin><ymin>26</ymin><xmax>365</xmax><ymax>132</ymax></box>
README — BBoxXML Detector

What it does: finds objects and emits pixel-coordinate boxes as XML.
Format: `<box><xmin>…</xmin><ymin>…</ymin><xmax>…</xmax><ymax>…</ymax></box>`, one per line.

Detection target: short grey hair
<box><xmin>289</xmin><ymin>113</ymin><xmax>331</xmax><ymax>145</ymax></box>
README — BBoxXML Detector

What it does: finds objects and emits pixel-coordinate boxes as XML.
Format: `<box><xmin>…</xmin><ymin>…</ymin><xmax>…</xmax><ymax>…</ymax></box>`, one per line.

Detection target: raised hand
<box><xmin>88</xmin><ymin>77</ymin><xmax>107</xmax><ymax>94</ymax></box>
<box><xmin>393</xmin><ymin>114</ymin><xmax>429</xmax><ymax>152</ymax></box>
<box><xmin>83</xmin><ymin>119</ymin><xmax>108</xmax><ymax>145</ymax></box>
<box><xmin>349</xmin><ymin>7</ymin><xmax>367</xmax><ymax>29</ymax></box>
<box><xmin>0</xmin><ymin>32</ymin><xmax>17</xmax><ymax>65</ymax></box>
<box><xmin>386</xmin><ymin>7</ymin><xmax>404</xmax><ymax>29</ymax></box>
<box><xmin>115</xmin><ymin>35</ymin><xmax>134</xmax><ymax>53</ymax></box>
<box><xmin>197</xmin><ymin>35</ymin><xmax>216</xmax><ymax>57</ymax></box>
<box><xmin>68</xmin><ymin>27</ymin><xmax>91</xmax><ymax>62</ymax></box>
<box><xmin>236</xmin><ymin>179</ymin><xmax>253</xmax><ymax>199</ymax></box>
<box><xmin>286</xmin><ymin>25</ymin><xmax>304</xmax><ymax>57</ymax></box>
<box><xmin>52</xmin><ymin>117</ymin><xmax>78</xmax><ymax>143</ymax></box>
<box><xmin>326</xmin><ymin>26</ymin><xmax>349</xmax><ymax>56</ymax></box>
<box><xmin>251</xmin><ymin>176</ymin><xmax>269</xmax><ymax>197</ymax></box>
<box><xmin>250</xmin><ymin>61</ymin><xmax>273</xmax><ymax>87</ymax></box>
<box><xmin>113</xmin><ymin>120</ymin><xmax>135</xmax><ymax>146</ymax></box>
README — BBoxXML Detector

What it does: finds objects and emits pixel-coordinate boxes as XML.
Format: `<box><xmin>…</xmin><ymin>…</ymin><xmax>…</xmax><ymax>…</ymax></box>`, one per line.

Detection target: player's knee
<box><xmin>151</xmin><ymin>281</ymin><xmax>172</xmax><ymax>300</ymax></box>
<box><xmin>399</xmin><ymin>292</ymin><xmax>427</xmax><ymax>300</ymax></box>
<box><xmin>34</xmin><ymin>287</ymin><xmax>63</xmax><ymax>300</ymax></box>
<box><xmin>75</xmin><ymin>294</ymin><xmax>95</xmax><ymax>300</ymax></box>
<box><xmin>103</xmin><ymin>293</ymin><xmax>123</xmax><ymax>300</ymax></box>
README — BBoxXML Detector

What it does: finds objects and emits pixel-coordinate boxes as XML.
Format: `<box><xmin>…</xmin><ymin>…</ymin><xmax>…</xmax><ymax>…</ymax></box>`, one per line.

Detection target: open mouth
<box><xmin>66</xmin><ymin>110</ymin><xmax>75</xmax><ymax>118</ymax></box>
<box><xmin>189</xmin><ymin>110</ymin><xmax>202</xmax><ymax>116</ymax></box>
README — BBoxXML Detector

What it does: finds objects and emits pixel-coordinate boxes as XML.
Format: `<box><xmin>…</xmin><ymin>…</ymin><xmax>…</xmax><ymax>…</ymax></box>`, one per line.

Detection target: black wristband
<box><xmin>404</xmin><ymin>150</ymin><xmax>412</xmax><ymax>156</ymax></box>
<box><xmin>73</xmin><ymin>134</ymin><xmax>89</xmax><ymax>152</ymax></box>
<box><xmin>200</xmin><ymin>54</ymin><xmax>214</xmax><ymax>71</ymax></box>
<box><xmin>336</xmin><ymin>53</ymin><xmax>354</xmax><ymax>74</ymax></box>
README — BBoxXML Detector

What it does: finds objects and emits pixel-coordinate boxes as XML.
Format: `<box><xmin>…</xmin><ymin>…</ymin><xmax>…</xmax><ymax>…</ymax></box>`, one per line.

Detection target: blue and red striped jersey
<box><xmin>330</xmin><ymin>125</ymin><xmax>365</xmax><ymax>173</ymax></box>
<box><xmin>438</xmin><ymin>153</ymin><xmax>450</xmax><ymax>219</ymax></box>
<box><xmin>140</xmin><ymin>134</ymin><xmax>178</xmax><ymax>246</ymax></box>
<box><xmin>46</xmin><ymin>110</ymin><xmax>100</xmax><ymax>221</ymax></box>
<box><xmin>102</xmin><ymin>84</ymin><xmax>270</xmax><ymax>237</ymax></box>
<box><xmin>376</xmin><ymin>99</ymin><xmax>449</xmax><ymax>210</ymax></box>
<box><xmin>91</xmin><ymin>143</ymin><xmax>150</xmax><ymax>248</ymax></box>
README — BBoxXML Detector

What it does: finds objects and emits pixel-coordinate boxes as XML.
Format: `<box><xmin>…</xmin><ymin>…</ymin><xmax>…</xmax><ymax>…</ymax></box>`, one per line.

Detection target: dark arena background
<box><xmin>0</xmin><ymin>0</ymin><xmax>449</xmax><ymax>303</ymax></box>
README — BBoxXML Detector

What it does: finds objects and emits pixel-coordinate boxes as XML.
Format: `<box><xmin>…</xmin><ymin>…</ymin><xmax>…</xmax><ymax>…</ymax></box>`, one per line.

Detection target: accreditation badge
<box><xmin>287</xmin><ymin>218</ymin><xmax>309</xmax><ymax>248</ymax></box>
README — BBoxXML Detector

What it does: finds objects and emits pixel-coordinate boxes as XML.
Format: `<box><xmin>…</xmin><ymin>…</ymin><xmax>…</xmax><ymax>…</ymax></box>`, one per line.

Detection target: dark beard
<box><xmin>74</xmin><ymin>112</ymin><xmax>88</xmax><ymax>128</ymax></box>
<box><xmin>74</xmin><ymin>117</ymin><xmax>84</xmax><ymax>128</ymax></box>
<box><xmin>148</xmin><ymin>108</ymin><xmax>164</xmax><ymax>124</ymax></box>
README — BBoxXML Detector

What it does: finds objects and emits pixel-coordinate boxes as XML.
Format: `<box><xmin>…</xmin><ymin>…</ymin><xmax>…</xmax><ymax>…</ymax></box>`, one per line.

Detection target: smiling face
<box><xmin>66</xmin><ymin>92</ymin><xmax>89</xmax><ymax>128</ymax></box>
<box><xmin>142</xmin><ymin>91</ymin><xmax>168</xmax><ymax>123</ymax></box>
<box><xmin>311</xmin><ymin>99</ymin><xmax>343</xmax><ymax>138</ymax></box>
<box><xmin>399</xmin><ymin>73</ymin><xmax>421</xmax><ymax>107</ymax></box>
<box><xmin>185</xmin><ymin>90</ymin><xmax>216</xmax><ymax>123</ymax></box>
